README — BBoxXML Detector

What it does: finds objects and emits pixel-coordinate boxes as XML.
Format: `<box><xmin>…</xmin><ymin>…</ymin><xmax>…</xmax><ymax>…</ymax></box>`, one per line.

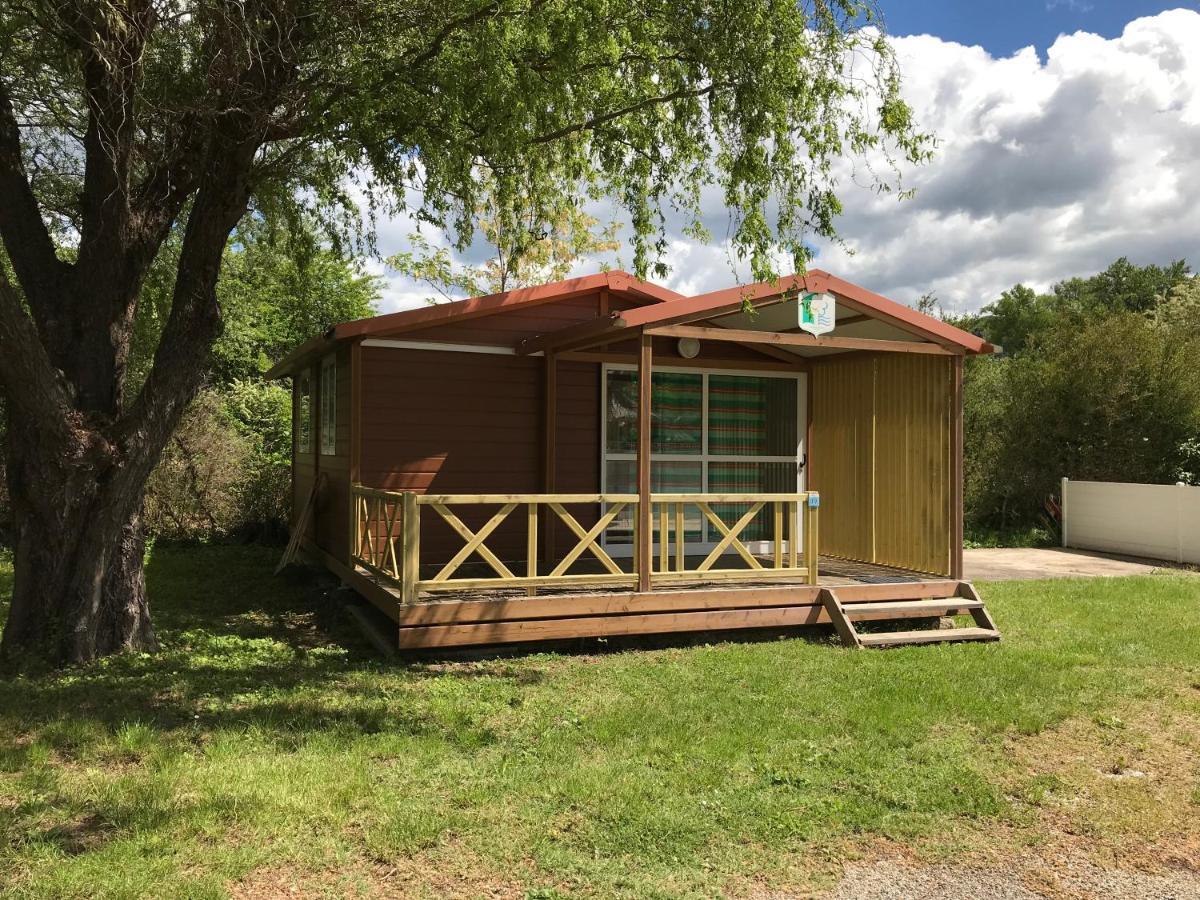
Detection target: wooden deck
<box><xmin>337</xmin><ymin>553</ymin><xmax>984</xmax><ymax>651</ymax></box>
<box><xmin>333</xmin><ymin>487</ymin><xmax>997</xmax><ymax>652</ymax></box>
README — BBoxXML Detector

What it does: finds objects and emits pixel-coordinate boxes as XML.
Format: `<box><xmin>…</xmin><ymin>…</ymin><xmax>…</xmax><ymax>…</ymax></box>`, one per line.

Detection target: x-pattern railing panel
<box><xmin>429</xmin><ymin>502</ymin><xmax>517</xmax><ymax>582</ymax></box>
<box><xmin>349</xmin><ymin>487</ymin><xmax>818</xmax><ymax>601</ymax></box>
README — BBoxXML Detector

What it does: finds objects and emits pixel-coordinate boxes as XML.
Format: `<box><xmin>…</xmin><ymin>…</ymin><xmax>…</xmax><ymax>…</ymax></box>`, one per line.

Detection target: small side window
<box><xmin>297</xmin><ymin>372</ymin><xmax>312</xmax><ymax>453</ymax></box>
<box><xmin>320</xmin><ymin>355</ymin><xmax>337</xmax><ymax>456</ymax></box>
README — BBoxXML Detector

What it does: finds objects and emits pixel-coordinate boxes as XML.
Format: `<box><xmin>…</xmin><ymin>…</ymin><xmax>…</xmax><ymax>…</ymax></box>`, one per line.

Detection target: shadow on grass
<box><xmin>0</xmin><ymin>542</ymin><xmax>856</xmax><ymax>764</ymax></box>
<box><xmin>0</xmin><ymin>545</ymin><xmax>539</xmax><ymax>752</ymax></box>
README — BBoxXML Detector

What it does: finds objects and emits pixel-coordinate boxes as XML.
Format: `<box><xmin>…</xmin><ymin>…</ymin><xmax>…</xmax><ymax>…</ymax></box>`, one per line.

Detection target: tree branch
<box><xmin>71</xmin><ymin>0</ymin><xmax>155</xmax><ymax>279</ymax></box>
<box><xmin>530</xmin><ymin>82</ymin><xmax>721</xmax><ymax>145</ymax></box>
<box><xmin>0</xmin><ymin>80</ymin><xmax>71</xmax><ymax>333</ymax></box>
<box><xmin>115</xmin><ymin>131</ymin><xmax>260</xmax><ymax>484</ymax></box>
<box><xmin>0</xmin><ymin>267</ymin><xmax>76</xmax><ymax>447</ymax></box>
<box><xmin>404</xmin><ymin>1</ymin><xmax>504</xmax><ymax>70</ymax></box>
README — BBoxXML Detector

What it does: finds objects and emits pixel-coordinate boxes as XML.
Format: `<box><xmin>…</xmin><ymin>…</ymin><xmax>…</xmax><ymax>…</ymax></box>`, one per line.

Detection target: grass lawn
<box><xmin>1</xmin><ymin>546</ymin><xmax>1198</xmax><ymax>899</ymax></box>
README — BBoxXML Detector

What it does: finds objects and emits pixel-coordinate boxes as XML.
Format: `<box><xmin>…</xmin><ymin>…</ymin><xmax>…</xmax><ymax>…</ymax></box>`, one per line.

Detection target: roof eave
<box><xmin>263</xmin><ymin>330</ymin><xmax>336</xmax><ymax>379</ymax></box>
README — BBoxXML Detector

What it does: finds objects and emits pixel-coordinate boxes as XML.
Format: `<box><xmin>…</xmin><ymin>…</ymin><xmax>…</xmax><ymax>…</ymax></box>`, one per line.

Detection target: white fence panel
<box><xmin>1062</xmin><ymin>478</ymin><xmax>1200</xmax><ymax>564</ymax></box>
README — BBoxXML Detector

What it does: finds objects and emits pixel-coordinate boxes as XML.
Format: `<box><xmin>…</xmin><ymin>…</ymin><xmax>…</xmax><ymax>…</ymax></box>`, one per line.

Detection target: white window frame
<box><xmin>319</xmin><ymin>355</ymin><xmax>337</xmax><ymax>456</ymax></box>
<box><xmin>599</xmin><ymin>363</ymin><xmax>807</xmax><ymax>556</ymax></box>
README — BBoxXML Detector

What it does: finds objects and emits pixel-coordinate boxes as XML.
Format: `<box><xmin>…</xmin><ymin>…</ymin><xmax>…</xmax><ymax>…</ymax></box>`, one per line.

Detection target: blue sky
<box><xmin>880</xmin><ymin>1</ymin><xmax>1196</xmax><ymax>56</ymax></box>
<box><xmin>374</xmin><ymin>6</ymin><xmax>1200</xmax><ymax>314</ymax></box>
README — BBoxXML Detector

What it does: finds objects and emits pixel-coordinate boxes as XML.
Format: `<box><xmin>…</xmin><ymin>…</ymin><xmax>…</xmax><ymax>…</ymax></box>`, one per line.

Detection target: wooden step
<box><xmin>829</xmin><ymin>580</ymin><xmax>961</xmax><ymax>603</ymax></box>
<box><xmin>842</xmin><ymin>598</ymin><xmax>983</xmax><ymax>618</ymax></box>
<box><xmin>858</xmin><ymin>627</ymin><xmax>1000</xmax><ymax>647</ymax></box>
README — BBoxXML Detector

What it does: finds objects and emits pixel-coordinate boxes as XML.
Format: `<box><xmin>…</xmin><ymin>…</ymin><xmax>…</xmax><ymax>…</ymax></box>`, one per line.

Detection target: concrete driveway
<box><xmin>963</xmin><ymin>547</ymin><xmax>1179</xmax><ymax>582</ymax></box>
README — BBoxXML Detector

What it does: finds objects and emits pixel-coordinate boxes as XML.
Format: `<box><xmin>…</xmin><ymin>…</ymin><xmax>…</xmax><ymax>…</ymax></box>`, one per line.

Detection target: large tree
<box><xmin>0</xmin><ymin>0</ymin><xmax>927</xmax><ymax>668</ymax></box>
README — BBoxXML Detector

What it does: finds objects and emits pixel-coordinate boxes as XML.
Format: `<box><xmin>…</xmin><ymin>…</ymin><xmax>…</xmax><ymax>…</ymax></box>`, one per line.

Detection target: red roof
<box><xmin>266</xmin><ymin>268</ymin><xmax>991</xmax><ymax>377</ymax></box>
<box><xmin>618</xmin><ymin>269</ymin><xmax>993</xmax><ymax>354</ymax></box>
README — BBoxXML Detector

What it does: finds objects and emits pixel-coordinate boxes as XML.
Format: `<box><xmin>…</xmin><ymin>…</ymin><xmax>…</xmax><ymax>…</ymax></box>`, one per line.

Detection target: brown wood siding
<box><xmin>810</xmin><ymin>353</ymin><xmax>953</xmax><ymax>576</ymax></box>
<box><xmin>359</xmin><ymin>347</ymin><xmax>545</xmax><ymax>563</ymax></box>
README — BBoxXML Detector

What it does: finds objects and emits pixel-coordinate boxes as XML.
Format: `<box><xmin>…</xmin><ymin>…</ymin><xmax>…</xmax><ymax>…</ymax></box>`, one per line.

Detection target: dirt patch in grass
<box><xmin>996</xmin><ymin>699</ymin><xmax>1200</xmax><ymax>870</ymax></box>
<box><xmin>228</xmin><ymin>844</ymin><xmax>527</xmax><ymax>900</ymax></box>
<box><xmin>39</xmin><ymin>812</ymin><xmax>116</xmax><ymax>856</ymax></box>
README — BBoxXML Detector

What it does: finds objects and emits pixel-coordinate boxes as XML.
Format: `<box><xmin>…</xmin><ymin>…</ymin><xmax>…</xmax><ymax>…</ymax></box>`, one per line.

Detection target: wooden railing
<box><xmin>351</xmin><ymin>487</ymin><xmax>819</xmax><ymax>603</ymax></box>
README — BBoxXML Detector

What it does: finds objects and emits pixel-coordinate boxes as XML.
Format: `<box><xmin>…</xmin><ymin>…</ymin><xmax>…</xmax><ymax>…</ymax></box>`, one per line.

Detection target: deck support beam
<box><xmin>951</xmin><ymin>355</ymin><xmax>965</xmax><ymax>579</ymax></box>
<box><xmin>637</xmin><ymin>331</ymin><xmax>653</xmax><ymax>592</ymax></box>
<box><xmin>645</xmin><ymin>323</ymin><xmax>958</xmax><ymax>356</ymax></box>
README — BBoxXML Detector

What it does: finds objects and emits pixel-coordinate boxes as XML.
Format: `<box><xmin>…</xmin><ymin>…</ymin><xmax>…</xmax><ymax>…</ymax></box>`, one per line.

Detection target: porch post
<box><xmin>543</xmin><ymin>350</ymin><xmax>557</xmax><ymax>566</ymax></box>
<box><xmin>950</xmin><ymin>355</ymin><xmax>965</xmax><ymax>580</ymax></box>
<box><xmin>637</xmin><ymin>331</ymin><xmax>653</xmax><ymax>592</ymax></box>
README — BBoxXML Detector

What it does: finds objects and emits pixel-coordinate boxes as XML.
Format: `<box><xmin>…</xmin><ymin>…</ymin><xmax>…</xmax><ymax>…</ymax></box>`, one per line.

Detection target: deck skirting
<box><xmin>385</xmin><ymin>579</ymin><xmax>972</xmax><ymax>650</ymax></box>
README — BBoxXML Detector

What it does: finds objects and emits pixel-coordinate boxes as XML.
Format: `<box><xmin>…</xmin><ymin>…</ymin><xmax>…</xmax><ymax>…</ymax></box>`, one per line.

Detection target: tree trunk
<box><xmin>0</xmin><ymin>417</ymin><xmax>157</xmax><ymax>668</ymax></box>
<box><xmin>97</xmin><ymin>512</ymin><xmax>158</xmax><ymax>656</ymax></box>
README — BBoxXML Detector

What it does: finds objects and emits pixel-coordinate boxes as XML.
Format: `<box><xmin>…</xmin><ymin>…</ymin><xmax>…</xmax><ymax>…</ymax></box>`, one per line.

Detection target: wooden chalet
<box><xmin>266</xmin><ymin>270</ymin><xmax>1000</xmax><ymax>651</ymax></box>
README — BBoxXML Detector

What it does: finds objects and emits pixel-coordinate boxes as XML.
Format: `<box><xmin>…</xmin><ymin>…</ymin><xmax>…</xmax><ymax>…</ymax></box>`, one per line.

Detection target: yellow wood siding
<box><xmin>811</xmin><ymin>353</ymin><xmax>953</xmax><ymax>575</ymax></box>
<box><xmin>810</xmin><ymin>355</ymin><xmax>875</xmax><ymax>562</ymax></box>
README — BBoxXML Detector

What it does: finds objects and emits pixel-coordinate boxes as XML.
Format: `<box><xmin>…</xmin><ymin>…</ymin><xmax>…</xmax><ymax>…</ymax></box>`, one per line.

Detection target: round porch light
<box><xmin>677</xmin><ymin>336</ymin><xmax>701</xmax><ymax>359</ymax></box>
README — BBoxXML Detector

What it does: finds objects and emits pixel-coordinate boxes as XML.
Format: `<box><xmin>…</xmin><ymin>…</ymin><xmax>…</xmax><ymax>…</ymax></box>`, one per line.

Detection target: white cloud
<box><xmin>370</xmin><ymin>9</ymin><xmax>1200</xmax><ymax>315</ymax></box>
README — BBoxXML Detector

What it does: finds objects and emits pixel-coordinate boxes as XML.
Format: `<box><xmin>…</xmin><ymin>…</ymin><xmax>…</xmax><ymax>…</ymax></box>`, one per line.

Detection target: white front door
<box><xmin>600</xmin><ymin>365</ymin><xmax>807</xmax><ymax>555</ymax></box>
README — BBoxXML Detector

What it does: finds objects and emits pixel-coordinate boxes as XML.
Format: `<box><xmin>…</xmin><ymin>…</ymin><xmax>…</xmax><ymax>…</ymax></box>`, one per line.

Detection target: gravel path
<box><xmin>827</xmin><ymin>857</ymin><xmax>1200</xmax><ymax>899</ymax></box>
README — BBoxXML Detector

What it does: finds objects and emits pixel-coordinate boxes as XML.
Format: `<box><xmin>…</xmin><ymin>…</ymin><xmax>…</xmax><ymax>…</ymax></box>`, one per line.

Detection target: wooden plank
<box><xmin>957</xmin><ymin>581</ymin><xmax>1000</xmax><ymax>632</ymax></box>
<box><xmin>831</xmin><ymin>580</ymin><xmax>961</xmax><ymax>602</ymax></box>
<box><xmin>773</xmin><ymin>501</ymin><xmax>784</xmax><ymax>569</ymax></box>
<box><xmin>646</xmin><ymin>324</ymin><xmax>956</xmax><ymax>356</ymax></box>
<box><xmin>276</xmin><ymin>473</ymin><xmax>323</xmax><ymax>574</ymax></box>
<box><xmin>659</xmin><ymin>504</ymin><xmax>669</xmax><ymax>573</ymax></box>
<box><xmin>788</xmin><ymin>501</ymin><xmax>798</xmax><ymax>570</ymax></box>
<box><xmin>858</xmin><ymin>627</ymin><xmax>1000</xmax><ymax>647</ymax></box>
<box><xmin>559</xmin><ymin>351</ymin><xmax>801</xmax><ymax>373</ymax></box>
<box><xmin>842</xmin><ymin>598</ymin><xmax>982</xmax><ymax>617</ymax></box>
<box><xmin>398</xmin><ymin>605</ymin><xmax>827</xmax><ymax>649</ymax></box>
<box><xmin>806</xmin><ymin>499</ymin><xmax>819</xmax><ymax>585</ymax></box>
<box><xmin>401</xmin><ymin>491</ymin><xmax>419</xmax><ymax>605</ymax></box>
<box><xmin>396</xmin><ymin>489</ymin><xmax>812</xmax><ymax>509</ymax></box>
<box><xmin>951</xmin><ymin>355</ymin><xmax>965</xmax><ymax>580</ymax></box>
<box><xmin>653</xmin><ymin>493</ymin><xmax>810</xmax><ymax>503</ymax></box>
<box><xmin>820</xmin><ymin>589</ymin><xmax>861</xmax><ymax>648</ymax></box>
<box><xmin>526</xmin><ymin>503</ymin><xmax>538</xmax><ymax>597</ymax></box>
<box><xmin>382</xmin><ymin>494</ymin><xmax>401</xmax><ymax>577</ymax></box>
<box><xmin>637</xmin><ymin>332</ymin><xmax>653</xmax><ymax>592</ymax></box>
<box><xmin>417</xmin><ymin>493</ymin><xmax>638</xmax><ymax>505</ymax></box>
<box><xmin>396</xmin><ymin>584</ymin><xmax>828</xmax><ymax>625</ymax></box>
<box><xmin>650</xmin><ymin>567</ymin><xmax>810</xmax><ymax>583</ymax></box>
<box><xmin>685</xmin><ymin>320</ymin><xmax>809</xmax><ymax>367</ymax></box>
<box><xmin>674</xmin><ymin>502</ymin><xmax>685</xmax><ymax>572</ymax></box>
<box><xmin>418</xmin><ymin>572</ymin><xmax>638</xmax><ymax>592</ymax></box>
